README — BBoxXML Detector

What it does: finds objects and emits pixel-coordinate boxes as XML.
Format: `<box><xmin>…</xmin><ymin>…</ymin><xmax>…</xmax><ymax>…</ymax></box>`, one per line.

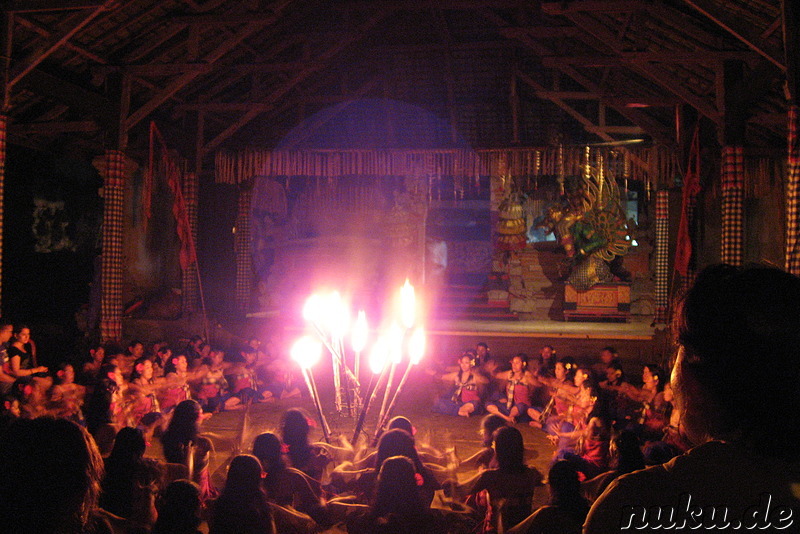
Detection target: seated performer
<box><xmin>486</xmin><ymin>353</ymin><xmax>537</xmax><ymax>424</ymax></box>
<box><xmin>528</xmin><ymin>356</ymin><xmax>579</xmax><ymax>427</ymax></box>
<box><xmin>432</xmin><ymin>351</ymin><xmax>488</xmax><ymax>417</ymax></box>
<box><xmin>613</xmin><ymin>363</ymin><xmax>669</xmax><ymax>439</ymax></box>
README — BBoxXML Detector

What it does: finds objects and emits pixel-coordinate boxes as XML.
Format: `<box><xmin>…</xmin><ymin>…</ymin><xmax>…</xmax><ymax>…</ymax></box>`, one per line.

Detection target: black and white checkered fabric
<box><xmin>100</xmin><ymin>150</ymin><xmax>126</xmax><ymax>342</ymax></box>
<box><xmin>721</xmin><ymin>146</ymin><xmax>744</xmax><ymax>266</ymax></box>
<box><xmin>786</xmin><ymin>106</ymin><xmax>800</xmax><ymax>275</ymax></box>
<box><xmin>654</xmin><ymin>190</ymin><xmax>669</xmax><ymax>325</ymax></box>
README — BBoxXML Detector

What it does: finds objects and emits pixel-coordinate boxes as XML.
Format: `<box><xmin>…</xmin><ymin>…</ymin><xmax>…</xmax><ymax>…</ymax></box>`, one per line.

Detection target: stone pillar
<box><xmin>234</xmin><ymin>183</ymin><xmax>252</xmax><ymax>313</ymax></box>
<box><xmin>182</xmin><ymin>171</ymin><xmax>199</xmax><ymax>313</ymax></box>
<box><xmin>653</xmin><ymin>189</ymin><xmax>669</xmax><ymax>325</ymax></box>
<box><xmin>720</xmin><ymin>146</ymin><xmax>744</xmax><ymax>266</ymax></box>
<box><xmin>94</xmin><ymin>150</ymin><xmax>126</xmax><ymax>342</ymax></box>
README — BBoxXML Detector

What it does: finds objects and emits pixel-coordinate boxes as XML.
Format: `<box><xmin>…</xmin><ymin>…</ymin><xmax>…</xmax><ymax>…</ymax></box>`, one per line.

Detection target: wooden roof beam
<box><xmin>680</xmin><ymin>0</ymin><xmax>785</xmax><ymax>71</ymax></box>
<box><xmin>565</xmin><ymin>12</ymin><xmax>722</xmax><ymax>125</ymax></box>
<box><xmin>541</xmin><ymin>51</ymin><xmax>757</xmax><ymax>67</ymax></box>
<box><xmin>281</xmin><ymin>75</ymin><xmax>382</xmax><ymax>150</ymax></box>
<box><xmin>541</xmin><ymin>1</ymin><xmax>649</xmax><ymax>15</ymax></box>
<box><xmin>6</xmin><ymin>1</ymin><xmax>103</xmax><ymax>13</ymax></box>
<box><xmin>124</xmin><ymin>9</ymin><xmax>287</xmax><ymax>130</ymax></box>
<box><xmin>204</xmin><ymin>11</ymin><xmax>388</xmax><ymax>151</ymax></box>
<box><xmin>10</xmin><ymin>120</ymin><xmax>99</xmax><ymax>134</ymax></box>
<box><xmin>494</xmin><ymin>18</ymin><xmax>675</xmax><ymax>143</ymax></box>
<box><xmin>8</xmin><ymin>0</ymin><xmax>119</xmax><ymax>89</ymax></box>
<box><xmin>14</xmin><ymin>15</ymin><xmax>107</xmax><ymax>64</ymax></box>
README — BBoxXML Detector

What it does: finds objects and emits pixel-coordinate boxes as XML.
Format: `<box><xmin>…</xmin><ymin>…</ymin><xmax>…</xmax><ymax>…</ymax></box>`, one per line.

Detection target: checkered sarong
<box><xmin>654</xmin><ymin>190</ymin><xmax>669</xmax><ymax>325</ymax></box>
<box><xmin>721</xmin><ymin>146</ymin><xmax>744</xmax><ymax>266</ymax></box>
<box><xmin>100</xmin><ymin>150</ymin><xmax>126</xmax><ymax>342</ymax></box>
<box><xmin>0</xmin><ymin>116</ymin><xmax>6</xmax><ymax>316</ymax></box>
<box><xmin>786</xmin><ymin>106</ymin><xmax>800</xmax><ymax>275</ymax></box>
<box><xmin>182</xmin><ymin>171</ymin><xmax>199</xmax><ymax>313</ymax></box>
<box><xmin>235</xmin><ymin>185</ymin><xmax>253</xmax><ymax>313</ymax></box>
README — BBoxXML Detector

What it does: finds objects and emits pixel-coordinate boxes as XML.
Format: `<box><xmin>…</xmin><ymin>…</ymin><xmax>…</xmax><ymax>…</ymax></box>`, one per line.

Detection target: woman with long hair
<box><xmin>280</xmin><ymin>408</ymin><xmax>331</xmax><ymax>482</ymax></box>
<box><xmin>252</xmin><ymin>432</ymin><xmax>330</xmax><ymax>527</ymax></box>
<box><xmin>208</xmin><ymin>454</ymin><xmax>274</xmax><ymax>534</ymax></box>
<box><xmin>0</xmin><ymin>417</ymin><xmax>109</xmax><ymax>533</ymax></box>
<box><xmin>433</xmin><ymin>351</ymin><xmax>488</xmax><ymax>417</ymax></box>
<box><xmin>151</xmin><ymin>480</ymin><xmax>203</xmax><ymax>534</ymax></box>
<box><xmin>467</xmin><ymin>426</ymin><xmax>543</xmax><ymax>531</ymax></box>
<box><xmin>511</xmin><ymin>460</ymin><xmax>590</xmax><ymax>534</ymax></box>
<box><xmin>348</xmin><ymin>456</ymin><xmax>446</xmax><ymax>534</ymax></box>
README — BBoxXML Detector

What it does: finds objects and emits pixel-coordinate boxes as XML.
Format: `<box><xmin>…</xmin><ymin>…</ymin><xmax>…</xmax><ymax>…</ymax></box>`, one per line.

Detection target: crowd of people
<box><xmin>1</xmin><ymin>263</ymin><xmax>799</xmax><ymax>533</ymax></box>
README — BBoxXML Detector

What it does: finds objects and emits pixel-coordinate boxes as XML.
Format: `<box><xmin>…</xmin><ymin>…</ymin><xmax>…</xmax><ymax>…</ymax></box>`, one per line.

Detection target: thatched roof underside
<box><xmin>3</xmin><ymin>0</ymin><xmax>790</xmax><ymax>162</ymax></box>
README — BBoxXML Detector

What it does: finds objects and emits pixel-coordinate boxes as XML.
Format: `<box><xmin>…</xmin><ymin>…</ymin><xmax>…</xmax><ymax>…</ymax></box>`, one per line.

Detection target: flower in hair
<box><xmin>415</xmin><ymin>473</ymin><xmax>424</xmax><ymax>486</ymax></box>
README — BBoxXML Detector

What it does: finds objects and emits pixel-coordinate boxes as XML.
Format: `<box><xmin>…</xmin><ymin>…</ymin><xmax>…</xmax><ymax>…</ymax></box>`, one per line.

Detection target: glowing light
<box><xmin>352</xmin><ymin>310</ymin><xmax>368</xmax><ymax>353</ymax></box>
<box><xmin>388</xmin><ymin>322</ymin><xmax>404</xmax><ymax>364</ymax></box>
<box><xmin>408</xmin><ymin>327</ymin><xmax>425</xmax><ymax>365</ymax></box>
<box><xmin>290</xmin><ymin>336</ymin><xmax>322</xmax><ymax>370</ymax></box>
<box><xmin>323</xmin><ymin>291</ymin><xmax>350</xmax><ymax>338</ymax></box>
<box><xmin>303</xmin><ymin>294</ymin><xmax>322</xmax><ymax>323</ymax></box>
<box><xmin>369</xmin><ymin>336</ymin><xmax>389</xmax><ymax>374</ymax></box>
<box><xmin>400</xmin><ymin>279</ymin><xmax>416</xmax><ymax>329</ymax></box>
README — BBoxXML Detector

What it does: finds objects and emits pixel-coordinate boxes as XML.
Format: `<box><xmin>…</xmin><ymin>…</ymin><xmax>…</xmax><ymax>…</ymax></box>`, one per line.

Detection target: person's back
<box><xmin>0</xmin><ymin>417</ymin><xmax>111</xmax><ymax>534</ymax></box>
<box><xmin>584</xmin><ymin>265</ymin><xmax>800</xmax><ymax>533</ymax></box>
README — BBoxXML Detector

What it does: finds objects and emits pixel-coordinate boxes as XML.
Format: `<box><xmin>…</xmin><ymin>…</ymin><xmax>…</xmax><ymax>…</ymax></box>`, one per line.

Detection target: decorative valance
<box><xmin>214</xmin><ymin>146</ymin><xmax>681</xmax><ymax>187</ymax></box>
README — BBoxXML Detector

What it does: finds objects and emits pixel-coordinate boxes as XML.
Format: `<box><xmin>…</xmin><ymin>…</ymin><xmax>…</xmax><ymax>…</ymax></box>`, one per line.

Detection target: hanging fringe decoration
<box><xmin>213</xmin><ymin>146</ymin><xmax>681</xmax><ymax>186</ymax></box>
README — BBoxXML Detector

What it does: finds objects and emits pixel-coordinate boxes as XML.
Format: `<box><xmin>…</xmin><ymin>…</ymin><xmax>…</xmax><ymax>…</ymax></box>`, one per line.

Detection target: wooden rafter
<box><xmin>516</xmin><ymin>71</ymin><xmax>629</xmax><ymax>141</ymax></box>
<box><xmin>564</xmin><ymin>11</ymin><xmax>722</xmax><ymax>125</ymax></box>
<box><xmin>124</xmin><ymin>8</ymin><xmax>287</xmax><ymax>131</ymax></box>
<box><xmin>8</xmin><ymin>0</ymin><xmax>119</xmax><ymax>89</ymax></box>
<box><xmin>540</xmin><ymin>51</ymin><xmax>757</xmax><ymax>67</ymax></box>
<box><xmin>492</xmin><ymin>16</ymin><xmax>675</xmax><ymax>144</ymax></box>
<box><xmin>680</xmin><ymin>0</ymin><xmax>786</xmax><ymax>71</ymax></box>
<box><xmin>10</xmin><ymin>120</ymin><xmax>99</xmax><ymax>134</ymax></box>
<box><xmin>6</xmin><ymin>0</ymin><xmax>103</xmax><ymax>13</ymax></box>
<box><xmin>203</xmin><ymin>10</ymin><xmax>388</xmax><ymax>151</ymax></box>
<box><xmin>280</xmin><ymin>75</ymin><xmax>382</xmax><ymax>150</ymax></box>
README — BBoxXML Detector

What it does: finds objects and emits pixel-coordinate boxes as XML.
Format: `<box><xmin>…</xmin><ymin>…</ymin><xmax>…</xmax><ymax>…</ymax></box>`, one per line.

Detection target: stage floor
<box><xmin>430</xmin><ymin>316</ymin><xmax>656</xmax><ymax>340</ymax></box>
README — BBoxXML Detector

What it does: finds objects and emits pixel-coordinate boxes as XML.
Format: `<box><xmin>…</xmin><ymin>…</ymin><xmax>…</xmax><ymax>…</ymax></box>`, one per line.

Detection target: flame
<box><xmin>408</xmin><ymin>327</ymin><xmax>426</xmax><ymax>365</ymax></box>
<box><xmin>302</xmin><ymin>294</ymin><xmax>322</xmax><ymax>323</ymax></box>
<box><xmin>400</xmin><ymin>279</ymin><xmax>416</xmax><ymax>329</ymax></box>
<box><xmin>351</xmin><ymin>310</ymin><xmax>368</xmax><ymax>353</ymax></box>
<box><xmin>322</xmin><ymin>291</ymin><xmax>350</xmax><ymax>338</ymax></box>
<box><xmin>369</xmin><ymin>336</ymin><xmax>389</xmax><ymax>374</ymax></box>
<box><xmin>388</xmin><ymin>322</ymin><xmax>404</xmax><ymax>364</ymax></box>
<box><xmin>290</xmin><ymin>336</ymin><xmax>322</xmax><ymax>370</ymax></box>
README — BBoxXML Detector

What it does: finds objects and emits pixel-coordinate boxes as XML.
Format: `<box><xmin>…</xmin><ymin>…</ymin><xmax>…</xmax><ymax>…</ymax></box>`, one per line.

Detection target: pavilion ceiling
<box><xmin>1</xmin><ymin>0</ymin><xmax>789</xmax><ymax>161</ymax></box>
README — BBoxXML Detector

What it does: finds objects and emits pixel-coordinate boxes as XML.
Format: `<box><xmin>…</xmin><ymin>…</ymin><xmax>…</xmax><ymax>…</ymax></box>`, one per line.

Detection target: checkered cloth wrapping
<box><xmin>721</xmin><ymin>146</ymin><xmax>744</xmax><ymax>266</ymax></box>
<box><xmin>235</xmin><ymin>186</ymin><xmax>253</xmax><ymax>313</ymax></box>
<box><xmin>100</xmin><ymin>150</ymin><xmax>126</xmax><ymax>342</ymax></box>
<box><xmin>654</xmin><ymin>190</ymin><xmax>669</xmax><ymax>325</ymax></box>
<box><xmin>182</xmin><ymin>171</ymin><xmax>199</xmax><ymax>313</ymax></box>
<box><xmin>786</xmin><ymin>106</ymin><xmax>800</xmax><ymax>275</ymax></box>
<box><xmin>0</xmin><ymin>116</ymin><xmax>6</xmax><ymax>316</ymax></box>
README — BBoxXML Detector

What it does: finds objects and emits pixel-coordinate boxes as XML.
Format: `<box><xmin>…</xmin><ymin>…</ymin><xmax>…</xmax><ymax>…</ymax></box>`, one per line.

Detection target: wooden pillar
<box><xmin>784</xmin><ymin>0</ymin><xmax>800</xmax><ymax>274</ymax></box>
<box><xmin>653</xmin><ymin>189</ymin><xmax>670</xmax><ymax>325</ymax></box>
<box><xmin>719</xmin><ymin>60</ymin><xmax>746</xmax><ymax>266</ymax></box>
<box><xmin>234</xmin><ymin>183</ymin><xmax>253</xmax><ymax>313</ymax></box>
<box><xmin>94</xmin><ymin>151</ymin><xmax>127</xmax><ymax>342</ymax></box>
